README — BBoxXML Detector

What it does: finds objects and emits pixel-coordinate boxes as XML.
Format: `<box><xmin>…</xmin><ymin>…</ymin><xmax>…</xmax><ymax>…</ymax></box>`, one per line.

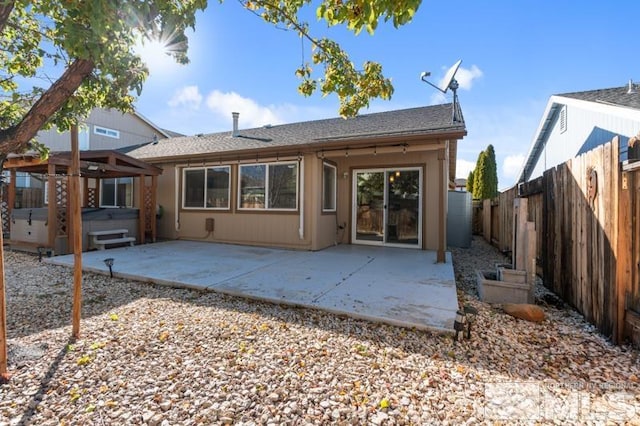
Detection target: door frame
<box><xmin>351</xmin><ymin>167</ymin><xmax>422</xmax><ymax>248</ymax></box>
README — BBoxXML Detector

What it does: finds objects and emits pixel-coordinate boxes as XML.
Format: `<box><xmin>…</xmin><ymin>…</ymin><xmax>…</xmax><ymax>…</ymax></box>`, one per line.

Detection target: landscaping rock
<box><xmin>1</xmin><ymin>240</ymin><xmax>638</xmax><ymax>424</ymax></box>
<box><xmin>502</xmin><ymin>303</ymin><xmax>546</xmax><ymax>322</ymax></box>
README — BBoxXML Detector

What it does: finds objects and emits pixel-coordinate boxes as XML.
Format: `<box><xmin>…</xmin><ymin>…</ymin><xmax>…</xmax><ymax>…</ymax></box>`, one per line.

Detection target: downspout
<box><xmin>298</xmin><ymin>156</ymin><xmax>304</xmax><ymax>240</ymax></box>
<box><xmin>174</xmin><ymin>166</ymin><xmax>180</xmax><ymax>231</ymax></box>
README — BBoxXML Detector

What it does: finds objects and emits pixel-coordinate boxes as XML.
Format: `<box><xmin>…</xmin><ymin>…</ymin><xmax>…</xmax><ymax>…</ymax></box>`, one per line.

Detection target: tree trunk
<box><xmin>0</xmin><ymin>2</ymin><xmax>14</xmax><ymax>34</ymax></box>
<box><xmin>0</xmin><ymin>58</ymin><xmax>95</xmax><ymax>155</ymax></box>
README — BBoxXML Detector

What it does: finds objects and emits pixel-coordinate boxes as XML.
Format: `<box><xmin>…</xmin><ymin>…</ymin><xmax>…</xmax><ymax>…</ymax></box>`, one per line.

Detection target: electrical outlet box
<box><xmin>205</xmin><ymin>218</ymin><xmax>214</xmax><ymax>232</ymax></box>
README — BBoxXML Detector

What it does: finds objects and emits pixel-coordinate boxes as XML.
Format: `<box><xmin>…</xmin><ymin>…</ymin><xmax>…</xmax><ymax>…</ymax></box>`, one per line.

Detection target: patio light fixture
<box><xmin>463</xmin><ymin>305</ymin><xmax>479</xmax><ymax>339</ymax></box>
<box><xmin>453</xmin><ymin>310</ymin><xmax>465</xmax><ymax>341</ymax></box>
<box><xmin>87</xmin><ymin>163</ymin><xmax>99</xmax><ymax>171</ymax></box>
<box><xmin>104</xmin><ymin>258</ymin><xmax>115</xmax><ymax>278</ymax></box>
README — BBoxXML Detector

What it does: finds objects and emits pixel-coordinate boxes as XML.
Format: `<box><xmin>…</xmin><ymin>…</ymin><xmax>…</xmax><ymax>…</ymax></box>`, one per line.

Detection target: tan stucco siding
<box><xmin>153</xmin><ymin>162</ymin><xmax>313</xmax><ymax>250</ymax></box>
<box><xmin>320</xmin><ymin>149</ymin><xmax>442</xmax><ymax>250</ymax></box>
<box><xmin>151</xmin><ymin>139</ymin><xmax>451</xmax><ymax>251</ymax></box>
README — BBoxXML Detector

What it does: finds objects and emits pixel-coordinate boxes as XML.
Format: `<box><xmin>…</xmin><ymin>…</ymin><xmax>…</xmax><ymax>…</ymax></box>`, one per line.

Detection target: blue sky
<box><xmin>134</xmin><ymin>0</ymin><xmax>640</xmax><ymax>189</ymax></box>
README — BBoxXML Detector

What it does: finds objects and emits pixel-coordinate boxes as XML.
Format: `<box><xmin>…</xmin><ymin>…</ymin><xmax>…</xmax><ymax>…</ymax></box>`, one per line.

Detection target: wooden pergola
<box><xmin>2</xmin><ymin>150</ymin><xmax>162</xmax><ymax>253</ymax></box>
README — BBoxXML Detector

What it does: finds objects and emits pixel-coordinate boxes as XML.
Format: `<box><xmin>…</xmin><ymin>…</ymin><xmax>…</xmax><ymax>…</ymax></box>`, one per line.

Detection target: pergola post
<box><xmin>138</xmin><ymin>174</ymin><xmax>146</xmax><ymax>245</ymax></box>
<box><xmin>437</xmin><ymin>146</ymin><xmax>447</xmax><ymax>263</ymax></box>
<box><xmin>151</xmin><ymin>175</ymin><xmax>157</xmax><ymax>242</ymax></box>
<box><xmin>8</xmin><ymin>169</ymin><xmax>15</xmax><ymax>217</ymax></box>
<box><xmin>47</xmin><ymin>163</ymin><xmax>56</xmax><ymax>250</ymax></box>
<box><xmin>70</xmin><ymin>125</ymin><xmax>82</xmax><ymax>339</ymax></box>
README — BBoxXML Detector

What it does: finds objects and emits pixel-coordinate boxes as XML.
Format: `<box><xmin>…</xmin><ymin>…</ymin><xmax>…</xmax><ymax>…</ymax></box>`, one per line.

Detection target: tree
<box><xmin>472</xmin><ymin>150</ymin><xmax>486</xmax><ymax>200</ymax></box>
<box><xmin>471</xmin><ymin>145</ymin><xmax>499</xmax><ymax>200</ymax></box>
<box><xmin>484</xmin><ymin>144</ymin><xmax>498</xmax><ymax>198</ymax></box>
<box><xmin>0</xmin><ymin>0</ymin><xmax>425</xmax><ymax>379</ymax></box>
<box><xmin>0</xmin><ymin>0</ymin><xmax>423</xmax><ymax>164</ymax></box>
<box><xmin>466</xmin><ymin>170</ymin><xmax>474</xmax><ymax>193</ymax></box>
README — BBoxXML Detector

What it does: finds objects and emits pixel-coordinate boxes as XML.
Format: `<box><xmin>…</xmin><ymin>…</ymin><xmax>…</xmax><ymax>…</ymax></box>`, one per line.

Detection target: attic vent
<box><xmin>559</xmin><ymin>105</ymin><xmax>567</xmax><ymax>134</ymax></box>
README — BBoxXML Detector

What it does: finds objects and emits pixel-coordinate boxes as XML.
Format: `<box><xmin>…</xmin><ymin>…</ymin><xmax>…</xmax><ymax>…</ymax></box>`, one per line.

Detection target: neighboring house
<box><xmin>36</xmin><ymin>107</ymin><xmax>171</xmax><ymax>152</ymax></box>
<box><xmin>518</xmin><ymin>82</ymin><xmax>640</xmax><ymax>183</ymax></box>
<box><xmin>125</xmin><ymin>104</ymin><xmax>466</xmax><ymax>260</ymax></box>
<box><xmin>454</xmin><ymin>178</ymin><xmax>467</xmax><ymax>191</ymax></box>
<box><xmin>11</xmin><ymin>108</ymin><xmax>173</xmax><ymax>209</ymax></box>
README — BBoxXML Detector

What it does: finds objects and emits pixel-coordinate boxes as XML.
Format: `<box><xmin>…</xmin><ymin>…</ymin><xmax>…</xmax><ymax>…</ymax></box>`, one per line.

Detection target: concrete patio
<box><xmin>47</xmin><ymin>241</ymin><xmax>459</xmax><ymax>332</ymax></box>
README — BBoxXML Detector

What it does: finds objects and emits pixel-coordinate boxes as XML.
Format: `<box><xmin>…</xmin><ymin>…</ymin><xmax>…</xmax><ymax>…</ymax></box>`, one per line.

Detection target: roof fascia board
<box><xmin>516</xmin><ymin>98</ymin><xmax>561</xmax><ymax>183</ymax></box>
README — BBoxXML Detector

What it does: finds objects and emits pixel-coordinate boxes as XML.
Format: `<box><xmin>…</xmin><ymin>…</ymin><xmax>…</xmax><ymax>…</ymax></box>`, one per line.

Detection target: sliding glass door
<box><xmin>352</xmin><ymin>168</ymin><xmax>421</xmax><ymax>248</ymax></box>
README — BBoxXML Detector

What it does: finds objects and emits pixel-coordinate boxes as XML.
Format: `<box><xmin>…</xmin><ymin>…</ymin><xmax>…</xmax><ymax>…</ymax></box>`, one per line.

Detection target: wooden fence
<box><xmin>475</xmin><ymin>138</ymin><xmax>639</xmax><ymax>344</ymax></box>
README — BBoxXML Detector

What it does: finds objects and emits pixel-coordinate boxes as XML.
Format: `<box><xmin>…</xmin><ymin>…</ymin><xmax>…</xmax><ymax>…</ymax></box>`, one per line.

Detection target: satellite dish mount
<box><xmin>420</xmin><ymin>59</ymin><xmax>463</xmax><ymax>123</ymax></box>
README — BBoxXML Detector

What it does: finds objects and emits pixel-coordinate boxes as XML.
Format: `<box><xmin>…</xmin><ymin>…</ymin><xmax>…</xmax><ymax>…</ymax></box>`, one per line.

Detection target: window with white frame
<box><xmin>239</xmin><ymin>162</ymin><xmax>298</xmax><ymax>210</ymax></box>
<box><xmin>322</xmin><ymin>162</ymin><xmax>337</xmax><ymax>212</ymax></box>
<box><xmin>94</xmin><ymin>125</ymin><xmax>120</xmax><ymax>139</ymax></box>
<box><xmin>100</xmin><ymin>177</ymin><xmax>132</xmax><ymax>207</ymax></box>
<box><xmin>183</xmin><ymin>166</ymin><xmax>230</xmax><ymax>209</ymax></box>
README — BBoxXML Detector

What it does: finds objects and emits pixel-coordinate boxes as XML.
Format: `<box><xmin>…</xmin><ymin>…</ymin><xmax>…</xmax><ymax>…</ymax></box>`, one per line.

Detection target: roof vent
<box><xmin>232</xmin><ymin>112</ymin><xmax>239</xmax><ymax>137</ymax></box>
<box><xmin>263</xmin><ymin>124</ymin><xmax>272</xmax><ymax>129</ymax></box>
<box><xmin>628</xmin><ymin>79</ymin><xmax>637</xmax><ymax>94</ymax></box>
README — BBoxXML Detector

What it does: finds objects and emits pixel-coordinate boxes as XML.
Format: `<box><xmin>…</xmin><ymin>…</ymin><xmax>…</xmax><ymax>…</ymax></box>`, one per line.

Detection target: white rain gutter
<box><xmin>298</xmin><ymin>157</ymin><xmax>304</xmax><ymax>240</ymax></box>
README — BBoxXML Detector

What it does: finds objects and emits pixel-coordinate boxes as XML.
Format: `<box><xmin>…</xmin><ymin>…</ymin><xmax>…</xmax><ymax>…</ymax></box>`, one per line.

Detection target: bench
<box><xmin>88</xmin><ymin>229</ymin><xmax>135</xmax><ymax>250</ymax></box>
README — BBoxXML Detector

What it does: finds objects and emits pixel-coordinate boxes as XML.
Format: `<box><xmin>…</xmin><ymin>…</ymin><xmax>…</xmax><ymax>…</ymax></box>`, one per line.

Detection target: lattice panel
<box><xmin>56</xmin><ymin>179</ymin><xmax>68</xmax><ymax>236</ymax></box>
<box><xmin>144</xmin><ymin>185</ymin><xmax>153</xmax><ymax>233</ymax></box>
<box><xmin>1</xmin><ymin>184</ymin><xmax>8</xmax><ymax>234</ymax></box>
<box><xmin>87</xmin><ymin>188</ymin><xmax>97</xmax><ymax>208</ymax></box>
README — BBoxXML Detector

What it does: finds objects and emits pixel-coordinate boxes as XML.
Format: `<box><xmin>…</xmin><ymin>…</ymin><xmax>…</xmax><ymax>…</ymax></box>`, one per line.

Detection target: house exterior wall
<box><xmin>155</xmin><ymin>161</ymin><xmax>313</xmax><ymax>250</ymax></box>
<box><xmin>152</xmin><ymin>145</ymin><xmax>446</xmax><ymax>251</ymax></box>
<box><xmin>528</xmin><ymin>101</ymin><xmax>640</xmax><ymax>180</ymax></box>
<box><xmin>36</xmin><ymin>108</ymin><xmax>162</xmax><ymax>152</ymax></box>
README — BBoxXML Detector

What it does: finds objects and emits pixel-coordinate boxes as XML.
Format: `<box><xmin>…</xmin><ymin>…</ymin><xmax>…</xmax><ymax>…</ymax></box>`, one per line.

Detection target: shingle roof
<box><xmin>125</xmin><ymin>104</ymin><xmax>465</xmax><ymax>161</ymax></box>
<box><xmin>558</xmin><ymin>85</ymin><xmax>640</xmax><ymax>110</ymax></box>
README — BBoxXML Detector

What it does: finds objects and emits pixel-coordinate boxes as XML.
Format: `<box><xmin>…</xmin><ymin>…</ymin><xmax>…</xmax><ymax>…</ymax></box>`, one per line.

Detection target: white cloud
<box><xmin>205</xmin><ymin>90</ymin><xmax>285</xmax><ymax>128</ymax></box>
<box><xmin>456</xmin><ymin>158</ymin><xmax>476</xmax><ymax>179</ymax></box>
<box><xmin>168</xmin><ymin>85</ymin><xmax>202</xmax><ymax>110</ymax></box>
<box><xmin>502</xmin><ymin>154</ymin><xmax>526</xmax><ymax>180</ymax></box>
<box><xmin>437</xmin><ymin>64</ymin><xmax>483</xmax><ymax>92</ymax></box>
<box><xmin>452</xmin><ymin>65</ymin><xmax>483</xmax><ymax>91</ymax></box>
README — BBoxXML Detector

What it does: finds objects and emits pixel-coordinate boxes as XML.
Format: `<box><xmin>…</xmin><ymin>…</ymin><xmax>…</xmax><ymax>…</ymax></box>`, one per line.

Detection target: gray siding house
<box><xmin>518</xmin><ymin>83</ymin><xmax>640</xmax><ymax>183</ymax></box>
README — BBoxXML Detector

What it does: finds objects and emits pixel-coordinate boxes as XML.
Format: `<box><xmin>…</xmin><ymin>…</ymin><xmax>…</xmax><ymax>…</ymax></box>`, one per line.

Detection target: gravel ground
<box><xmin>1</xmin><ymin>237</ymin><xmax>639</xmax><ymax>425</ymax></box>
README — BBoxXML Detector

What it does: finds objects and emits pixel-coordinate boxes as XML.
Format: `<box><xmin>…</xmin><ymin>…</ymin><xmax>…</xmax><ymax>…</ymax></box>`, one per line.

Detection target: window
<box><xmin>322</xmin><ymin>162</ymin><xmax>337</xmax><ymax>212</ymax></box>
<box><xmin>239</xmin><ymin>162</ymin><xmax>298</xmax><ymax>210</ymax></box>
<box><xmin>101</xmin><ymin>177</ymin><xmax>132</xmax><ymax>207</ymax></box>
<box><xmin>183</xmin><ymin>166</ymin><xmax>230</xmax><ymax>209</ymax></box>
<box><xmin>94</xmin><ymin>125</ymin><xmax>120</xmax><ymax>139</ymax></box>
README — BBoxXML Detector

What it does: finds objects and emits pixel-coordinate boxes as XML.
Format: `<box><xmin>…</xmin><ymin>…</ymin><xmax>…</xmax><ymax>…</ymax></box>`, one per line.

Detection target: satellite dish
<box><xmin>420</xmin><ymin>59</ymin><xmax>463</xmax><ymax>122</ymax></box>
<box><xmin>438</xmin><ymin>59</ymin><xmax>462</xmax><ymax>93</ymax></box>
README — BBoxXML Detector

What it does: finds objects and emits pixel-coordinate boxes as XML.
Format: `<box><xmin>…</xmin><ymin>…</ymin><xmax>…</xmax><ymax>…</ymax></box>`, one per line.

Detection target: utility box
<box><xmin>447</xmin><ymin>190</ymin><xmax>472</xmax><ymax>248</ymax></box>
<box><xmin>205</xmin><ymin>218</ymin><xmax>214</xmax><ymax>232</ymax></box>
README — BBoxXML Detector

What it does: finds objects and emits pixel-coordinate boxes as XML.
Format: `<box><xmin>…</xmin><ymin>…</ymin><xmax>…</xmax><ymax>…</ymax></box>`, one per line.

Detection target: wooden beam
<box><xmin>617</xmin><ymin>170</ymin><xmax>633</xmax><ymax>343</ymax></box>
<box><xmin>437</xmin><ymin>147</ymin><xmax>446</xmax><ymax>263</ymax></box>
<box><xmin>151</xmin><ymin>175</ymin><xmax>157</xmax><ymax>242</ymax></box>
<box><xmin>70</xmin><ymin>125</ymin><xmax>83</xmax><ymax>339</ymax></box>
<box><xmin>47</xmin><ymin>163</ymin><xmax>56</xmax><ymax>249</ymax></box>
<box><xmin>0</xmin><ymin>205</ymin><xmax>8</xmax><ymax>380</ymax></box>
<box><xmin>8</xmin><ymin>169</ymin><xmax>15</xmax><ymax>222</ymax></box>
<box><xmin>138</xmin><ymin>174</ymin><xmax>146</xmax><ymax>245</ymax></box>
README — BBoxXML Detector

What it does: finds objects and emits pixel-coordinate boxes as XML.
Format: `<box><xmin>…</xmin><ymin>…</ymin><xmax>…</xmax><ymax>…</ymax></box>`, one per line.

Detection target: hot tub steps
<box><xmin>88</xmin><ymin>229</ymin><xmax>135</xmax><ymax>250</ymax></box>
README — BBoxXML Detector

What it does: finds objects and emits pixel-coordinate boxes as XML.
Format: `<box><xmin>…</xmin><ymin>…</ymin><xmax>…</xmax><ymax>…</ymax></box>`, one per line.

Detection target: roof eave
<box><xmin>135</xmin><ymin>128</ymin><xmax>467</xmax><ymax>164</ymax></box>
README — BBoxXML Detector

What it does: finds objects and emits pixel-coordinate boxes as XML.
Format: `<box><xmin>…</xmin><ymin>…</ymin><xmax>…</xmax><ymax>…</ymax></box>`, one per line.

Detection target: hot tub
<box><xmin>10</xmin><ymin>207</ymin><xmax>139</xmax><ymax>254</ymax></box>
